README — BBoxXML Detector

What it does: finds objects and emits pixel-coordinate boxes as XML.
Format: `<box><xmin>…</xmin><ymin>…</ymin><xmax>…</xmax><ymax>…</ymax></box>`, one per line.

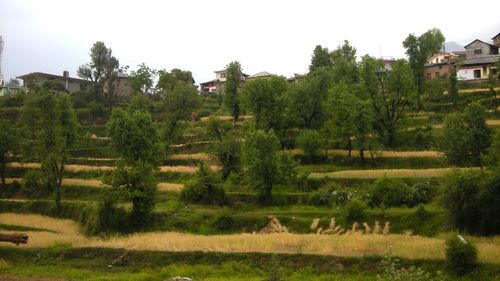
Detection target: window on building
<box><xmin>220</xmin><ymin>73</ymin><xmax>226</xmax><ymax>78</ymax></box>
<box><xmin>473</xmin><ymin>69</ymin><xmax>481</xmax><ymax>79</ymax></box>
<box><xmin>474</xmin><ymin>49</ymin><xmax>482</xmax><ymax>55</ymax></box>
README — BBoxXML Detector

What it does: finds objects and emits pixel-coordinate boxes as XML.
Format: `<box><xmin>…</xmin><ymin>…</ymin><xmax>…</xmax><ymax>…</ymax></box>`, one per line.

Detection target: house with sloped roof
<box><xmin>457</xmin><ymin>35</ymin><xmax>499</xmax><ymax>80</ymax></box>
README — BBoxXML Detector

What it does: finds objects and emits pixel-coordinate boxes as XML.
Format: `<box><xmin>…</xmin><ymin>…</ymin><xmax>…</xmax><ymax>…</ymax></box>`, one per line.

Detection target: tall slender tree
<box><xmin>403</xmin><ymin>28</ymin><xmax>445</xmax><ymax>111</ymax></box>
<box><xmin>224</xmin><ymin>61</ymin><xmax>243</xmax><ymax>123</ymax></box>
<box><xmin>21</xmin><ymin>91</ymin><xmax>78</xmax><ymax>213</ymax></box>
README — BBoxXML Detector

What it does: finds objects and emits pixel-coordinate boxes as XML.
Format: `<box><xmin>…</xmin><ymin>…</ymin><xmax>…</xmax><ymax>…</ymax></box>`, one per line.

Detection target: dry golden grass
<box><xmin>157</xmin><ymin>182</ymin><xmax>184</xmax><ymax>192</ymax></box>
<box><xmin>310</xmin><ymin>167</ymin><xmax>478</xmax><ymax>179</ymax></box>
<box><xmin>168</xmin><ymin>153</ymin><xmax>210</xmax><ymax>161</ymax></box>
<box><xmin>2</xmin><ymin>213</ymin><xmax>500</xmax><ymax>264</ymax></box>
<box><xmin>427</xmin><ymin>119</ymin><xmax>500</xmax><ymax>130</ymax></box>
<box><xmin>69</xmin><ymin>157</ymin><xmax>117</xmax><ymax>161</ymax></box>
<box><xmin>169</xmin><ymin>141</ymin><xmax>212</xmax><ymax>148</ymax></box>
<box><xmin>200</xmin><ymin>115</ymin><xmax>253</xmax><ymax>122</ymax></box>
<box><xmin>159</xmin><ymin>165</ymin><xmax>219</xmax><ymax>173</ymax></box>
<box><xmin>7</xmin><ymin>162</ymin><xmax>219</xmax><ymax>174</ymax></box>
<box><xmin>458</xmin><ymin>87</ymin><xmax>500</xmax><ymax>94</ymax></box>
<box><xmin>292</xmin><ymin>149</ymin><xmax>442</xmax><ymax>158</ymax></box>
<box><xmin>5</xmin><ymin>178</ymin><xmax>183</xmax><ymax>192</ymax></box>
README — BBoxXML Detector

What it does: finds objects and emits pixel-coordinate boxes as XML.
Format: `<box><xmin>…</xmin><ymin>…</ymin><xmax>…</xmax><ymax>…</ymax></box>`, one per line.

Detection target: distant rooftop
<box><xmin>248</xmin><ymin>71</ymin><xmax>273</xmax><ymax>78</ymax></box>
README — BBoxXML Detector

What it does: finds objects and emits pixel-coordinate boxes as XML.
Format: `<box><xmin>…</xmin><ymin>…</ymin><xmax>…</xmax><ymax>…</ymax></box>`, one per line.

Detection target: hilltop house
<box><xmin>199</xmin><ymin>70</ymin><xmax>252</xmax><ymax>94</ymax></box>
<box><xmin>457</xmin><ymin>33</ymin><xmax>499</xmax><ymax>80</ymax></box>
<box><xmin>0</xmin><ymin>79</ymin><xmax>22</xmax><ymax>96</ymax></box>
<box><xmin>17</xmin><ymin>71</ymin><xmax>133</xmax><ymax>99</ymax></box>
<box><xmin>424</xmin><ymin>51</ymin><xmax>465</xmax><ymax>80</ymax></box>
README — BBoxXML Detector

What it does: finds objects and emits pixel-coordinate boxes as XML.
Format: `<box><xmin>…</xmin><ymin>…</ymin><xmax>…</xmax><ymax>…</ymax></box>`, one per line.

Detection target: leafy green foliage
<box><xmin>344</xmin><ymin>199</ymin><xmax>367</xmax><ymax>223</ymax></box>
<box><xmin>442</xmin><ymin>170</ymin><xmax>500</xmax><ymax>235</ymax></box>
<box><xmin>309</xmin><ymin>45</ymin><xmax>331</xmax><ymax>73</ymax></box>
<box><xmin>242</xmin><ymin>130</ymin><xmax>298</xmax><ymax>203</ymax></box>
<box><xmin>445</xmin><ymin>235</ymin><xmax>477</xmax><ymax>276</ymax></box>
<box><xmin>370</xmin><ymin>177</ymin><xmax>434</xmax><ymax>209</ymax></box>
<box><xmin>241</xmin><ymin>76</ymin><xmax>290</xmax><ymax>132</ymax></box>
<box><xmin>289</xmin><ymin>69</ymin><xmax>330</xmax><ymax>129</ymax></box>
<box><xmin>325</xmin><ymin>83</ymin><xmax>373</xmax><ymax>160</ymax></box>
<box><xmin>361</xmin><ymin>57</ymin><xmax>415</xmax><ymax>146</ymax></box>
<box><xmin>441</xmin><ymin>103</ymin><xmax>491</xmax><ymax>166</ymax></box>
<box><xmin>0</xmin><ymin>120</ymin><xmax>16</xmax><ymax>188</ymax></box>
<box><xmin>296</xmin><ymin>129</ymin><xmax>324</xmax><ymax>163</ymax></box>
<box><xmin>484</xmin><ymin>129</ymin><xmax>500</xmax><ymax>167</ymax></box>
<box><xmin>77</xmin><ymin>41</ymin><xmax>121</xmax><ymax>109</ymax></box>
<box><xmin>20</xmin><ymin>91</ymin><xmax>79</xmax><ymax>213</ymax></box>
<box><xmin>130</xmin><ymin>63</ymin><xmax>157</xmax><ymax>95</ymax></box>
<box><xmin>224</xmin><ymin>61</ymin><xmax>243</xmax><ymax>122</ymax></box>
<box><xmin>106</xmin><ymin>108</ymin><xmax>164</xmax><ymax>224</ymax></box>
<box><xmin>180</xmin><ymin>163</ymin><xmax>225</xmax><ymax>205</ymax></box>
<box><xmin>157</xmin><ymin>78</ymin><xmax>200</xmax><ymax>143</ymax></box>
<box><xmin>378</xmin><ymin>251</ymin><xmax>445</xmax><ymax>281</ymax></box>
<box><xmin>403</xmin><ymin>28</ymin><xmax>445</xmax><ymax>110</ymax></box>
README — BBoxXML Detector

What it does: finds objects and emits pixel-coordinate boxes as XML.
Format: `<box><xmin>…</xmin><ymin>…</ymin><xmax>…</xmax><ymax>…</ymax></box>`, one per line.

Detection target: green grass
<box><xmin>1</xmin><ymin>247</ymin><xmax>499</xmax><ymax>281</ymax></box>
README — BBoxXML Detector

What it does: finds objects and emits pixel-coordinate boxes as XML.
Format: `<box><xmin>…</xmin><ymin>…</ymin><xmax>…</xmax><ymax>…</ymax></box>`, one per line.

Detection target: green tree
<box><xmin>448</xmin><ymin>64</ymin><xmax>460</xmax><ymax>107</ymax></box>
<box><xmin>180</xmin><ymin>162</ymin><xmax>225</xmax><ymax>205</ymax></box>
<box><xmin>309</xmin><ymin>45</ymin><xmax>332</xmax><ymax>73</ymax></box>
<box><xmin>296</xmin><ymin>129</ymin><xmax>324</xmax><ymax>163</ymax></box>
<box><xmin>330</xmin><ymin>40</ymin><xmax>359</xmax><ymax>84</ymax></box>
<box><xmin>130</xmin><ymin>63</ymin><xmax>157</xmax><ymax>95</ymax></box>
<box><xmin>223</xmin><ymin>61</ymin><xmax>243</xmax><ymax>123</ymax></box>
<box><xmin>484</xmin><ymin>129</ymin><xmax>500</xmax><ymax>167</ymax></box>
<box><xmin>488</xmin><ymin>72</ymin><xmax>498</xmax><ymax>109</ymax></box>
<box><xmin>205</xmin><ymin>117</ymin><xmax>241</xmax><ymax>180</ymax></box>
<box><xmin>441</xmin><ymin>103</ymin><xmax>491</xmax><ymax>166</ymax></box>
<box><xmin>0</xmin><ymin>121</ymin><xmax>16</xmax><ymax>188</ymax></box>
<box><xmin>77</xmin><ymin>41</ymin><xmax>121</xmax><ymax>109</ymax></box>
<box><xmin>157</xmin><ymin>77</ymin><xmax>199</xmax><ymax>143</ymax></box>
<box><xmin>361</xmin><ymin>56</ymin><xmax>415</xmax><ymax>147</ymax></box>
<box><xmin>289</xmin><ymin>69</ymin><xmax>330</xmax><ymax>129</ymax></box>
<box><xmin>156</xmin><ymin>68</ymin><xmax>194</xmax><ymax>92</ymax></box>
<box><xmin>241</xmin><ymin>130</ymin><xmax>297</xmax><ymax>203</ymax></box>
<box><xmin>20</xmin><ymin>91</ymin><xmax>78</xmax><ymax>213</ymax></box>
<box><xmin>403</xmin><ymin>28</ymin><xmax>445</xmax><ymax>111</ymax></box>
<box><xmin>241</xmin><ymin>76</ymin><xmax>289</xmax><ymax>132</ymax></box>
<box><xmin>106</xmin><ymin>108</ymin><xmax>164</xmax><ymax>223</ymax></box>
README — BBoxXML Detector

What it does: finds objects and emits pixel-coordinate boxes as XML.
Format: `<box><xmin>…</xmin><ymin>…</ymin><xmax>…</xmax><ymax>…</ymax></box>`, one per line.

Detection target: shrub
<box><xmin>296</xmin><ymin>129</ymin><xmax>324</xmax><ymax>163</ymax></box>
<box><xmin>378</xmin><ymin>250</ymin><xmax>444</xmax><ymax>281</ymax></box>
<box><xmin>445</xmin><ymin>234</ymin><xmax>477</xmax><ymax>276</ymax></box>
<box><xmin>370</xmin><ymin>177</ymin><xmax>409</xmax><ymax>209</ymax></box>
<box><xmin>344</xmin><ymin>199</ymin><xmax>366</xmax><ymax>223</ymax></box>
<box><xmin>307</xmin><ymin>186</ymin><xmax>335</xmax><ymax>206</ymax></box>
<box><xmin>180</xmin><ymin>163</ymin><xmax>225</xmax><ymax>205</ymax></box>
<box><xmin>22</xmin><ymin>170</ymin><xmax>47</xmax><ymax>197</ymax></box>
<box><xmin>371</xmin><ymin>177</ymin><xmax>434</xmax><ymax>209</ymax></box>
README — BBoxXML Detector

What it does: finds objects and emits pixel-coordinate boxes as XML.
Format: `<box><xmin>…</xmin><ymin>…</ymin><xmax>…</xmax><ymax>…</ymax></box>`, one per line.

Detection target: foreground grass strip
<box><xmin>1</xmin><ymin>213</ymin><xmax>499</xmax><ymax>264</ymax></box>
<box><xmin>7</xmin><ymin>162</ymin><xmax>220</xmax><ymax>174</ymax></box>
<box><xmin>310</xmin><ymin>167</ymin><xmax>478</xmax><ymax>179</ymax></box>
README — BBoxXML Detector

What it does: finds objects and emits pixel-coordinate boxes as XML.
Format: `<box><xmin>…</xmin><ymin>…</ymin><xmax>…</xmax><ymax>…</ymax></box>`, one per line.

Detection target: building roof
<box><xmin>462</xmin><ymin>56</ymin><xmax>500</xmax><ymax>66</ymax></box>
<box><xmin>492</xmin><ymin>33</ymin><xmax>500</xmax><ymax>39</ymax></box>
<box><xmin>17</xmin><ymin>72</ymin><xmax>91</xmax><ymax>84</ymax></box>
<box><xmin>464</xmin><ymin>39</ymin><xmax>498</xmax><ymax>49</ymax></box>
<box><xmin>0</xmin><ymin>80</ymin><xmax>21</xmax><ymax>89</ymax></box>
<box><xmin>248</xmin><ymin>71</ymin><xmax>273</xmax><ymax>78</ymax></box>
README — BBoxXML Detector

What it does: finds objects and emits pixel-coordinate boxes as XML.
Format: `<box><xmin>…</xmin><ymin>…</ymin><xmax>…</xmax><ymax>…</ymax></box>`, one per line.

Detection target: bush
<box><xmin>22</xmin><ymin>170</ymin><xmax>48</xmax><ymax>197</ymax></box>
<box><xmin>442</xmin><ymin>170</ymin><xmax>500</xmax><ymax>235</ymax></box>
<box><xmin>296</xmin><ymin>129</ymin><xmax>324</xmax><ymax>163</ymax></box>
<box><xmin>307</xmin><ymin>186</ymin><xmax>335</xmax><ymax>206</ymax></box>
<box><xmin>445</xmin><ymin>234</ymin><xmax>477</xmax><ymax>276</ymax></box>
<box><xmin>344</xmin><ymin>199</ymin><xmax>366</xmax><ymax>223</ymax></box>
<box><xmin>180</xmin><ymin>163</ymin><xmax>225</xmax><ymax>205</ymax></box>
<box><xmin>370</xmin><ymin>177</ymin><xmax>434</xmax><ymax>209</ymax></box>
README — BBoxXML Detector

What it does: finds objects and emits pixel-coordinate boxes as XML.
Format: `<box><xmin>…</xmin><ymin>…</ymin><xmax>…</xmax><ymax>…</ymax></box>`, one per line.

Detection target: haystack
<box><xmin>259</xmin><ymin>216</ymin><xmax>288</xmax><ymax>234</ymax></box>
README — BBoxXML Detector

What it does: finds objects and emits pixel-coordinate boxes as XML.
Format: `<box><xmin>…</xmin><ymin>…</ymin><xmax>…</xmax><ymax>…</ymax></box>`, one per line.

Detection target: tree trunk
<box><xmin>1</xmin><ymin>159</ymin><xmax>5</xmax><ymax>189</ymax></box>
<box><xmin>347</xmin><ymin>137</ymin><xmax>352</xmax><ymax>158</ymax></box>
<box><xmin>0</xmin><ymin>233</ymin><xmax>28</xmax><ymax>245</ymax></box>
<box><xmin>359</xmin><ymin>148</ymin><xmax>365</xmax><ymax>163</ymax></box>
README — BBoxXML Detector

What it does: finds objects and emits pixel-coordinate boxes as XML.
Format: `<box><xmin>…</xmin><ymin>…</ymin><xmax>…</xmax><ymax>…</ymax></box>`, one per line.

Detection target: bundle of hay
<box><xmin>259</xmin><ymin>216</ymin><xmax>288</xmax><ymax>234</ymax></box>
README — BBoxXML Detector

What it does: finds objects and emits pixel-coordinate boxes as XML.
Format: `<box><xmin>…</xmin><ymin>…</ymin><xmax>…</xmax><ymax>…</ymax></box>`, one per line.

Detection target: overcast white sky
<box><xmin>1</xmin><ymin>0</ymin><xmax>499</xmax><ymax>84</ymax></box>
